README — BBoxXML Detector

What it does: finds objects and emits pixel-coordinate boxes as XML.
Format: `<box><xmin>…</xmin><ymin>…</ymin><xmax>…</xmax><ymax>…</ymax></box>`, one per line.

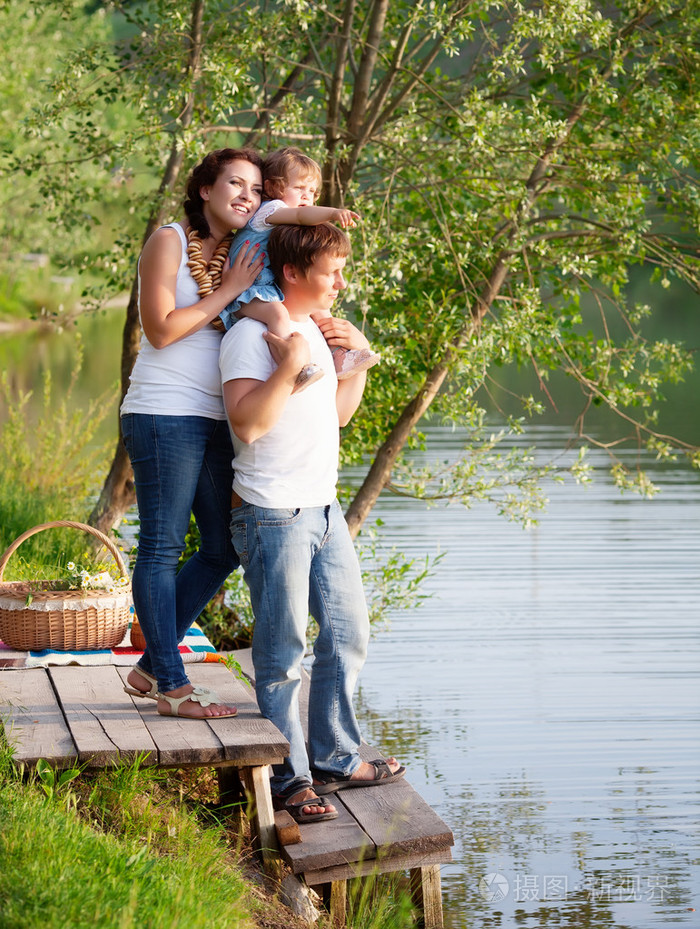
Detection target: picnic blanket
<box><xmin>0</xmin><ymin>619</ymin><xmax>223</xmax><ymax>669</ymax></box>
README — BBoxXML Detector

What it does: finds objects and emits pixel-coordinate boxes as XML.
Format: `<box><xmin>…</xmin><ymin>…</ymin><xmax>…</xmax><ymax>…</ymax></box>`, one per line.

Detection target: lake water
<box><xmin>353</xmin><ymin>425</ymin><xmax>699</xmax><ymax>928</ymax></box>
<box><xmin>2</xmin><ymin>318</ymin><xmax>698</xmax><ymax>927</ymax></box>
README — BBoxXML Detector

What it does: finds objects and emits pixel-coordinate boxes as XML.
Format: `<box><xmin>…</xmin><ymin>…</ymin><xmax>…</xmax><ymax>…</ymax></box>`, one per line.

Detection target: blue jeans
<box><xmin>121</xmin><ymin>413</ymin><xmax>238</xmax><ymax>692</ymax></box>
<box><xmin>230</xmin><ymin>499</ymin><xmax>369</xmax><ymax>796</ymax></box>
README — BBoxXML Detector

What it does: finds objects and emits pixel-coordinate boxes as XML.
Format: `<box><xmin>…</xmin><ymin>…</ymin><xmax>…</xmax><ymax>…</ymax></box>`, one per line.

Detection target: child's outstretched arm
<box><xmin>266</xmin><ymin>206</ymin><xmax>360</xmax><ymax>229</ymax></box>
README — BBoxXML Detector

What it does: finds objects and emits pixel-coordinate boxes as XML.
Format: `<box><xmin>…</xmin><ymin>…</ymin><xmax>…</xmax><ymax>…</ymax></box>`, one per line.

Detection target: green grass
<box><xmin>0</xmin><ymin>746</ymin><xmax>419</xmax><ymax>929</ymax></box>
<box><xmin>345</xmin><ymin>873</ymin><xmax>419</xmax><ymax>929</ymax></box>
<box><xmin>0</xmin><ymin>750</ymin><xmax>255</xmax><ymax>929</ymax></box>
<box><xmin>0</xmin><ymin>341</ymin><xmax>117</xmax><ymax>574</ymax></box>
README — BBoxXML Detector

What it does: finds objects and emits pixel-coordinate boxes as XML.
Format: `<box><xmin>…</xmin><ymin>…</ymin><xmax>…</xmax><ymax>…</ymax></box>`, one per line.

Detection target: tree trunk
<box><xmin>345</xmin><ymin>361</ymin><xmax>451</xmax><ymax>538</ymax></box>
<box><xmin>89</xmin><ymin>1</ymin><xmax>205</xmax><ymax>534</ymax></box>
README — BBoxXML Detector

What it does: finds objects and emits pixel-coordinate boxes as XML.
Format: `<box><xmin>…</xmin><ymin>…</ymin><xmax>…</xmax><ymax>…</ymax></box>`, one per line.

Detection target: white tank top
<box><xmin>120</xmin><ymin>223</ymin><xmax>226</xmax><ymax>420</ymax></box>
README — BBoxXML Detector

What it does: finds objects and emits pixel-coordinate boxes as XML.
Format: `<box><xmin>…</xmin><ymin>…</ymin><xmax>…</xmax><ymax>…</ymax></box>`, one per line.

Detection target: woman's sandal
<box><xmin>273</xmin><ymin>785</ymin><xmax>338</xmax><ymax>824</ymax></box>
<box><xmin>156</xmin><ymin>685</ymin><xmax>238</xmax><ymax>719</ymax></box>
<box><xmin>311</xmin><ymin>759</ymin><xmax>406</xmax><ymax>793</ymax></box>
<box><xmin>123</xmin><ymin>668</ymin><xmax>159</xmax><ymax>701</ymax></box>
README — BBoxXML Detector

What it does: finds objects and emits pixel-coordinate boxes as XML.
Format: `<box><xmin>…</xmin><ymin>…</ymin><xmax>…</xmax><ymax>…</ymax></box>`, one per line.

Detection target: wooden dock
<box><xmin>1</xmin><ymin>654</ymin><xmax>453</xmax><ymax>927</ymax></box>
<box><xmin>0</xmin><ymin>662</ymin><xmax>287</xmax><ymax>865</ymax></box>
<box><xmin>234</xmin><ymin>649</ymin><xmax>454</xmax><ymax>927</ymax></box>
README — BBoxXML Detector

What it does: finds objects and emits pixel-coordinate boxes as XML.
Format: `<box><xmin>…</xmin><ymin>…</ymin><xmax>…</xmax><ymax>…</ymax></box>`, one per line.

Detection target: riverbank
<box><xmin>0</xmin><ymin>292</ymin><xmax>130</xmax><ymax>334</ymax></box>
<box><xmin>0</xmin><ymin>747</ymin><xmax>414</xmax><ymax>929</ymax></box>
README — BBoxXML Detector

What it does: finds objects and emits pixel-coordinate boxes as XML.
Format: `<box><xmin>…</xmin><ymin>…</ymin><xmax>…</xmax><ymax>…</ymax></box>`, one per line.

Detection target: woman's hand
<box><xmin>220</xmin><ymin>241</ymin><xmax>265</xmax><ymax>301</ymax></box>
<box><xmin>140</xmin><ymin>226</ymin><xmax>266</xmax><ymax>349</ymax></box>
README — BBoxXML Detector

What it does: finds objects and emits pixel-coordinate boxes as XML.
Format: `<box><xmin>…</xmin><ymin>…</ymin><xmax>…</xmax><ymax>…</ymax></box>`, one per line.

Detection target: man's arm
<box><xmin>336</xmin><ymin>371</ymin><xmax>368</xmax><ymax>426</ymax></box>
<box><xmin>223</xmin><ymin>332</ymin><xmax>310</xmax><ymax>444</ymax></box>
<box><xmin>315</xmin><ymin>316</ymin><xmax>372</xmax><ymax>426</ymax></box>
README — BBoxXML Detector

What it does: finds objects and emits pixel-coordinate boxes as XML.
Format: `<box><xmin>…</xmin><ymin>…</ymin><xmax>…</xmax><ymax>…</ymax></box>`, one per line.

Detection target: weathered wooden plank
<box><xmin>49</xmin><ymin>666</ymin><xmax>157</xmax><ymax>767</ymax></box>
<box><xmin>339</xmin><ymin>778</ymin><xmax>454</xmax><ymax>857</ymax></box>
<box><xmin>303</xmin><ymin>848</ymin><xmax>451</xmax><ymax>886</ymax></box>
<box><xmin>0</xmin><ymin>669</ymin><xmax>77</xmax><ymax>766</ymax></box>
<box><xmin>188</xmin><ymin>664</ymin><xmax>288</xmax><ymax>765</ymax></box>
<box><xmin>228</xmin><ymin>649</ymin><xmax>454</xmax><ymax>880</ymax></box>
<box><xmin>115</xmin><ymin>667</ymin><xmax>225</xmax><ymax>766</ymax></box>
<box><xmin>232</xmin><ymin>648</ymin><xmax>255</xmax><ymax>681</ymax></box>
<box><xmin>280</xmin><ymin>796</ymin><xmax>375</xmax><ymax>874</ymax></box>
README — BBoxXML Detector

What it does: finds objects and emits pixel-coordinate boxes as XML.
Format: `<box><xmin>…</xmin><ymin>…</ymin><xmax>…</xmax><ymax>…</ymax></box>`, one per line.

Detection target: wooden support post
<box><xmin>410</xmin><ymin>865</ymin><xmax>444</xmax><ymax>929</ymax></box>
<box><xmin>241</xmin><ymin>764</ymin><xmax>280</xmax><ymax>876</ymax></box>
<box><xmin>274</xmin><ymin>808</ymin><xmax>302</xmax><ymax>846</ymax></box>
<box><xmin>321</xmin><ymin>880</ymin><xmax>347</xmax><ymax>927</ymax></box>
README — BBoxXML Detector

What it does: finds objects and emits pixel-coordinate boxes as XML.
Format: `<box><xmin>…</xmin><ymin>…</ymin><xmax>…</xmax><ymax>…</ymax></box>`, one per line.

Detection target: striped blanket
<box><xmin>0</xmin><ymin>621</ymin><xmax>222</xmax><ymax>669</ymax></box>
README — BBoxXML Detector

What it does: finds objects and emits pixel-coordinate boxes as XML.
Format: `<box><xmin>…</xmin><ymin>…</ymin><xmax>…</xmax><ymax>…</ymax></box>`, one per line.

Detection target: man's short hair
<box><xmin>268</xmin><ymin>223</ymin><xmax>351</xmax><ymax>282</ymax></box>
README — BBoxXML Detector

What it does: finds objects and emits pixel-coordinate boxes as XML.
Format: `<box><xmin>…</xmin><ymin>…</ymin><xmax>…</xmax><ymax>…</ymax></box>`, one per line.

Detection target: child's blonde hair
<box><xmin>263</xmin><ymin>147</ymin><xmax>323</xmax><ymax>200</ymax></box>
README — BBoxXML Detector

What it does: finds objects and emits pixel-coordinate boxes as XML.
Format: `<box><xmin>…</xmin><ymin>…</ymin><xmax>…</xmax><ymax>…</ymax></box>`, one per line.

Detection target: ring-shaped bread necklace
<box><xmin>186</xmin><ymin>226</ymin><xmax>233</xmax><ymax>297</ymax></box>
<box><xmin>186</xmin><ymin>226</ymin><xmax>234</xmax><ymax>332</ymax></box>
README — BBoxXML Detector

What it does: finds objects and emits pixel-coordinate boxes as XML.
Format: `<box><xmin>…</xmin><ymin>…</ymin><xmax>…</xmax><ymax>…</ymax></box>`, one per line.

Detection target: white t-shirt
<box><xmin>219</xmin><ymin>318</ymin><xmax>339</xmax><ymax>508</ymax></box>
<box><xmin>121</xmin><ymin>223</ymin><xmax>226</xmax><ymax>420</ymax></box>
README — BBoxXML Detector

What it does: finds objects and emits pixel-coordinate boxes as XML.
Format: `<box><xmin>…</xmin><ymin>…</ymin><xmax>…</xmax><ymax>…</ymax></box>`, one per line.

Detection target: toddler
<box><xmin>218</xmin><ymin>147</ymin><xmax>380</xmax><ymax>390</ymax></box>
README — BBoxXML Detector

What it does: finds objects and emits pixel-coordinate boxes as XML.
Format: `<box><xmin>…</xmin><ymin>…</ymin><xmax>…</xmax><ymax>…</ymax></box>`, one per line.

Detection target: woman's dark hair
<box><xmin>184</xmin><ymin>148</ymin><xmax>263</xmax><ymax>238</ymax></box>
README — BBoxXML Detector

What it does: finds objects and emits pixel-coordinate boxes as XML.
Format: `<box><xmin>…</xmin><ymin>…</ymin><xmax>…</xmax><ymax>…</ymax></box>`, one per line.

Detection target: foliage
<box><xmin>177</xmin><ymin>515</ymin><xmax>255</xmax><ymax>649</ymax></box>
<box><xmin>0</xmin><ymin>3</ymin><xmax>135</xmax><ymax>316</ymax></box>
<box><xmin>353</xmin><ymin>521</ymin><xmax>445</xmax><ymax>627</ymax></box>
<box><xmin>0</xmin><ymin>338</ymin><xmax>116</xmax><ymax>572</ymax></box>
<box><xmin>2</xmin><ymin>0</ymin><xmax>699</xmax><ymax>542</ymax></box>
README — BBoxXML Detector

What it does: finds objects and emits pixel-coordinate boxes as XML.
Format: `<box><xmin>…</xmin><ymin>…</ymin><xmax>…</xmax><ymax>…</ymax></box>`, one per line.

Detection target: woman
<box><xmin>121</xmin><ymin>148</ymin><xmax>264</xmax><ymax>719</ymax></box>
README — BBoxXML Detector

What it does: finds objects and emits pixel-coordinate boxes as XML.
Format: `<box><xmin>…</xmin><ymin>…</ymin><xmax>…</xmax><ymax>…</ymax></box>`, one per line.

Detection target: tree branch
<box><xmin>324</xmin><ymin>0</ymin><xmax>357</xmax><ymax>204</ymax></box>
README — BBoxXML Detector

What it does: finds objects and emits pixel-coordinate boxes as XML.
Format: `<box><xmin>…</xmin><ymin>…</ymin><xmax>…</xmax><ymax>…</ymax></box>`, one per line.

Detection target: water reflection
<box><xmin>0</xmin><ymin>311</ymin><xmax>122</xmax><ymax>442</ymax></box>
<box><xmin>355</xmin><ymin>425</ymin><xmax>699</xmax><ymax>928</ymax></box>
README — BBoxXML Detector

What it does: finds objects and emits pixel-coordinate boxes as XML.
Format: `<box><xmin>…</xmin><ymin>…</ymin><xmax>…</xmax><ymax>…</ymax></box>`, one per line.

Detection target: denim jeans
<box><xmin>121</xmin><ymin>413</ymin><xmax>238</xmax><ymax>692</ymax></box>
<box><xmin>230</xmin><ymin>499</ymin><xmax>370</xmax><ymax>796</ymax></box>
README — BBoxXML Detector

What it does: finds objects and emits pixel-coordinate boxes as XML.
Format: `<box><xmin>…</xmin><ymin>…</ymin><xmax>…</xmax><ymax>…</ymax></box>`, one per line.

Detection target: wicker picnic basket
<box><xmin>0</xmin><ymin>520</ymin><xmax>132</xmax><ymax>651</ymax></box>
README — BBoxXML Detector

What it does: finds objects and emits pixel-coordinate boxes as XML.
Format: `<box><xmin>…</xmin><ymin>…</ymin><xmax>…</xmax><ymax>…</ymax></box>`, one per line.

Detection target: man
<box><xmin>220</xmin><ymin>222</ymin><xmax>404</xmax><ymax>823</ymax></box>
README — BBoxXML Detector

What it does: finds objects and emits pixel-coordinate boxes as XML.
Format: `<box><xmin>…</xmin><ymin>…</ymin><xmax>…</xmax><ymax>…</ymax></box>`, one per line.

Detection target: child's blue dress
<box><xmin>219</xmin><ymin>200</ymin><xmax>285</xmax><ymax>331</ymax></box>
